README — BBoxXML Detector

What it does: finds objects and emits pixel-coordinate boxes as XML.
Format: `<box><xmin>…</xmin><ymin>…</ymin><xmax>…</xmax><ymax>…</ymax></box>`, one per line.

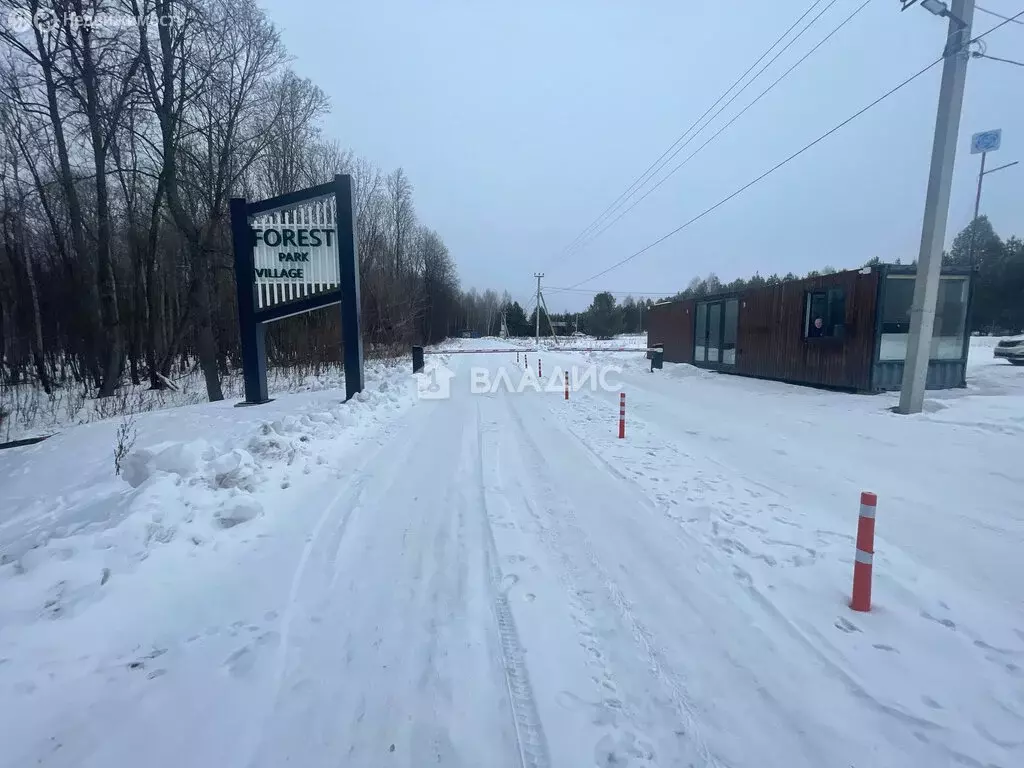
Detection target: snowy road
<box><xmin>2</xmin><ymin>339</ymin><xmax>1022</xmax><ymax>767</ymax></box>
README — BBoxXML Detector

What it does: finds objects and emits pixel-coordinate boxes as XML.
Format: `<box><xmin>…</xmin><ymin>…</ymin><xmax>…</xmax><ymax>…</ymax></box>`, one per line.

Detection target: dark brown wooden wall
<box><xmin>735</xmin><ymin>270</ymin><xmax>880</xmax><ymax>390</ymax></box>
<box><xmin>647</xmin><ymin>299</ymin><xmax>694</xmax><ymax>363</ymax></box>
<box><xmin>646</xmin><ymin>269</ymin><xmax>881</xmax><ymax>390</ymax></box>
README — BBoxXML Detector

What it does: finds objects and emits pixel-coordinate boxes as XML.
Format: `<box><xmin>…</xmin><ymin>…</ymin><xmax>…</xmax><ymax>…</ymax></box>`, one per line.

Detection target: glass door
<box><xmin>723</xmin><ymin>299</ymin><xmax>738</xmax><ymax>365</ymax></box>
<box><xmin>694</xmin><ymin>303</ymin><xmax>707</xmax><ymax>362</ymax></box>
<box><xmin>706</xmin><ymin>302</ymin><xmax>722</xmax><ymax>363</ymax></box>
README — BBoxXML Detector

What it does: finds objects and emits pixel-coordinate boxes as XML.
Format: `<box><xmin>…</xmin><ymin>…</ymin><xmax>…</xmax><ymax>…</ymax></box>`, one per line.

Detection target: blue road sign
<box><xmin>971</xmin><ymin>129</ymin><xmax>1002</xmax><ymax>154</ymax></box>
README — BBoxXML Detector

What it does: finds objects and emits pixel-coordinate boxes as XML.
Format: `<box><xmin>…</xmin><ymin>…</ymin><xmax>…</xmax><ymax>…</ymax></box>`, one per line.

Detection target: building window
<box><xmin>804</xmin><ymin>288</ymin><xmax>845</xmax><ymax>339</ymax></box>
<box><xmin>694</xmin><ymin>302</ymin><xmax>707</xmax><ymax>362</ymax></box>
<box><xmin>723</xmin><ymin>298</ymin><xmax>738</xmax><ymax>365</ymax></box>
<box><xmin>879</xmin><ymin>275</ymin><xmax>969</xmax><ymax>361</ymax></box>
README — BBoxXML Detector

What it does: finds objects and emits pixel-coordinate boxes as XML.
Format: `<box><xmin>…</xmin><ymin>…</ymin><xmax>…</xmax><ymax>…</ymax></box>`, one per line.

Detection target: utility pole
<box><xmin>534</xmin><ymin>272</ymin><xmax>544</xmax><ymax>347</ymax></box>
<box><xmin>898</xmin><ymin>0</ymin><xmax>975</xmax><ymax>415</ymax></box>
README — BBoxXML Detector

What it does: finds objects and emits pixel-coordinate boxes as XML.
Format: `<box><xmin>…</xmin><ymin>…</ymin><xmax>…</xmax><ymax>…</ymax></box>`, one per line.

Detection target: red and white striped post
<box><xmin>538</xmin><ymin>358</ymin><xmax>542</xmax><ymax>378</ymax></box>
<box><xmin>618</xmin><ymin>392</ymin><xmax>626</xmax><ymax>438</ymax></box>
<box><xmin>851</xmin><ymin>492</ymin><xmax>877</xmax><ymax>612</ymax></box>
<box><xmin>564</xmin><ymin>371</ymin><xmax>569</xmax><ymax>400</ymax></box>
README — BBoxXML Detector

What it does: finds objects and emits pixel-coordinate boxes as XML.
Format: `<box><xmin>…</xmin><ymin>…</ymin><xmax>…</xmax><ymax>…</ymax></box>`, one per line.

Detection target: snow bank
<box><xmin>0</xmin><ymin>372</ymin><xmax>415</xmax><ymax>631</ymax></box>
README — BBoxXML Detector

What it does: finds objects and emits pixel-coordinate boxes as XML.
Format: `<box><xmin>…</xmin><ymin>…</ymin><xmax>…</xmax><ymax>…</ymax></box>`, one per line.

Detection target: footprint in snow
<box><xmin>731</xmin><ymin>565</ymin><xmax>753</xmax><ymax>587</ymax></box>
<box><xmin>224</xmin><ymin>631</ymin><xmax>280</xmax><ymax>678</ymax></box>
<box><xmin>973</xmin><ymin>639</ymin><xmax>1020</xmax><ymax>655</ymax></box>
<box><xmin>834</xmin><ymin>617</ymin><xmax>861</xmax><ymax>634</ymax></box>
<box><xmin>594</xmin><ymin>732</ymin><xmax>655</xmax><ymax>767</ymax></box>
<box><xmin>920</xmin><ymin>611</ymin><xmax>956</xmax><ymax>630</ymax></box>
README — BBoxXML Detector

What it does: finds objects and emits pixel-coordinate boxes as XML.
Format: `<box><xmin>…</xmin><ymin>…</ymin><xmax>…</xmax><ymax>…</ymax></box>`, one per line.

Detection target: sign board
<box><xmin>249</xmin><ymin>199</ymin><xmax>340</xmax><ymax>308</ymax></box>
<box><xmin>230</xmin><ymin>175</ymin><xmax>364</xmax><ymax>405</ymax></box>
<box><xmin>970</xmin><ymin>129</ymin><xmax>1001</xmax><ymax>154</ymax></box>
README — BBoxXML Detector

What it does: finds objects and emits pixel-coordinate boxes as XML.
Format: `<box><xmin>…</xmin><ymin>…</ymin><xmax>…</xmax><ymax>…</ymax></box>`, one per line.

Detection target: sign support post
<box><xmin>334</xmin><ymin>174</ymin><xmax>364</xmax><ymax>400</ymax></box>
<box><xmin>231</xmin><ymin>197</ymin><xmax>271</xmax><ymax>405</ymax></box>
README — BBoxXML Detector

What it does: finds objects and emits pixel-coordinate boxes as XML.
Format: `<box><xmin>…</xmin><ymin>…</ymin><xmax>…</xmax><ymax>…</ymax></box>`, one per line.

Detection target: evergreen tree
<box><xmin>503</xmin><ymin>301</ymin><xmax>531</xmax><ymax>337</ymax></box>
<box><xmin>585</xmin><ymin>292</ymin><xmax>622</xmax><ymax>338</ymax></box>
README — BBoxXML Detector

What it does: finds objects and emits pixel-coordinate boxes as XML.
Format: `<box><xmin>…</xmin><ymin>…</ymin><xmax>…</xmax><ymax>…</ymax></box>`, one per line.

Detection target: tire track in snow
<box><xmin>512</xmin><ymin>471</ymin><xmax>661</xmax><ymax>767</ymax></box>
<box><xmin>473</xmin><ymin>401</ymin><xmax>551</xmax><ymax>768</ymax></box>
<box><xmin>237</xmin><ymin>470</ymin><xmax>368</xmax><ymax>768</ymax></box>
<box><xmin>502</xmin><ymin>395</ymin><xmax>722</xmax><ymax>768</ymax></box>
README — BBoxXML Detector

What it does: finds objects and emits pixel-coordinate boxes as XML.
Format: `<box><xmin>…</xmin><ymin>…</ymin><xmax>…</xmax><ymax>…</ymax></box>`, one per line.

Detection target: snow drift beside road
<box><xmin>0</xmin><ymin>370</ymin><xmax>414</xmax><ymax>634</ymax></box>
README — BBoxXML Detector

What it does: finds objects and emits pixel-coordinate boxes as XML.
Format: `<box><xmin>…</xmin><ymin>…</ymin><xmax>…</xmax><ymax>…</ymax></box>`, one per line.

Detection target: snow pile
<box><xmin>0</xmin><ymin>374</ymin><xmax>414</xmax><ymax>630</ymax></box>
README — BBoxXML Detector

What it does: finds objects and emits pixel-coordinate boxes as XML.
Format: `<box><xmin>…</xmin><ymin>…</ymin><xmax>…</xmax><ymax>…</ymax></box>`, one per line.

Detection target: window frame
<box><xmin>803</xmin><ymin>287</ymin><xmax>846</xmax><ymax>340</ymax></box>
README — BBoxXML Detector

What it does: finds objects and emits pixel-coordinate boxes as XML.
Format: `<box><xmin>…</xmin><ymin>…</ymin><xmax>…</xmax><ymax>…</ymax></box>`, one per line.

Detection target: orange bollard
<box><xmin>618</xmin><ymin>392</ymin><xmax>625</xmax><ymax>438</ymax></box>
<box><xmin>851</xmin><ymin>492</ymin><xmax>877</xmax><ymax>612</ymax></box>
<box><xmin>564</xmin><ymin>371</ymin><xmax>569</xmax><ymax>400</ymax></box>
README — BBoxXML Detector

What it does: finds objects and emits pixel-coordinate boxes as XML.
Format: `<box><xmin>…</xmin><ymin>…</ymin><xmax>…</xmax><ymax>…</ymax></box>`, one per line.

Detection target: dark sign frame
<box><xmin>230</xmin><ymin>174</ymin><xmax>364</xmax><ymax>405</ymax></box>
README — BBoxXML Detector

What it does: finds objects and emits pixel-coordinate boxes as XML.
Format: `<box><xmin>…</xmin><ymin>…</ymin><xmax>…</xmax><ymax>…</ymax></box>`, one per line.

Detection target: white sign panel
<box><xmin>250</xmin><ymin>198</ymin><xmax>338</xmax><ymax>308</ymax></box>
<box><xmin>970</xmin><ymin>129</ymin><xmax>1001</xmax><ymax>155</ymax></box>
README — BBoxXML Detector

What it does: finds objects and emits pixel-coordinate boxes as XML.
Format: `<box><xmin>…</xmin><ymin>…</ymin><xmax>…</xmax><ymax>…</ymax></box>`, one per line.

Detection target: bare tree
<box><xmin>0</xmin><ymin>0</ymin><xmax>476</xmax><ymax>426</ymax></box>
<box><xmin>256</xmin><ymin>71</ymin><xmax>330</xmax><ymax>197</ymax></box>
<box><xmin>386</xmin><ymin>167</ymin><xmax>414</xmax><ymax>277</ymax></box>
<box><xmin>135</xmin><ymin>0</ymin><xmax>286</xmax><ymax>400</ymax></box>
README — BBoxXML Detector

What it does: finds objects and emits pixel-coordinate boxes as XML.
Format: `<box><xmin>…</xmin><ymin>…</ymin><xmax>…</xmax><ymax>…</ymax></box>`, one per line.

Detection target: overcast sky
<box><xmin>260</xmin><ymin>0</ymin><xmax>1023</xmax><ymax>312</ymax></box>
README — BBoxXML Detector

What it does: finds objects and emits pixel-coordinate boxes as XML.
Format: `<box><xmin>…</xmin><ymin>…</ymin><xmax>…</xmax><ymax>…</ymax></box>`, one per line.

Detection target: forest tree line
<box><xmin>0</xmin><ymin>0</ymin><xmax>489</xmax><ymax>404</ymax></box>
<box><xmin>517</xmin><ymin>216</ymin><xmax>1023</xmax><ymax>340</ymax></box>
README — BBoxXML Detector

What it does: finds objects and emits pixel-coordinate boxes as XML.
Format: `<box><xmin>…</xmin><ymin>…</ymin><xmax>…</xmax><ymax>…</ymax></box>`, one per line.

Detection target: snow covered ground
<box><xmin>1</xmin><ymin>338</ymin><xmax>1021</xmax><ymax>767</ymax></box>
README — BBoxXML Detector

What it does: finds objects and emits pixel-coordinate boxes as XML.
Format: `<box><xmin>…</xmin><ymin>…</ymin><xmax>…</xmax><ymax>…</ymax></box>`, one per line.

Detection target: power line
<box><xmin>562</xmin><ymin>61</ymin><xmax>943</xmax><ymax>290</ymax></box>
<box><xmin>560</xmin><ymin>9</ymin><xmax>1023</xmax><ymax>291</ymax></box>
<box><xmin>569</xmin><ymin>0</ymin><xmax>873</xmax><ymax>259</ymax></box>
<box><xmin>549</xmin><ymin>0</ymin><xmax>830</xmax><ymax>263</ymax></box>
<box><xmin>545</xmin><ymin>286</ymin><xmax>678</xmax><ymax>297</ymax></box>
<box><xmin>974</xmin><ymin>51</ymin><xmax>1024</xmax><ymax>65</ymax></box>
<box><xmin>555</xmin><ymin>0</ymin><xmax>850</xmax><ymax>267</ymax></box>
<box><xmin>972</xmin><ymin>6</ymin><xmax>1024</xmax><ymax>35</ymax></box>
<box><xmin>977</xmin><ymin>4</ymin><xmax>1024</xmax><ymax>24</ymax></box>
